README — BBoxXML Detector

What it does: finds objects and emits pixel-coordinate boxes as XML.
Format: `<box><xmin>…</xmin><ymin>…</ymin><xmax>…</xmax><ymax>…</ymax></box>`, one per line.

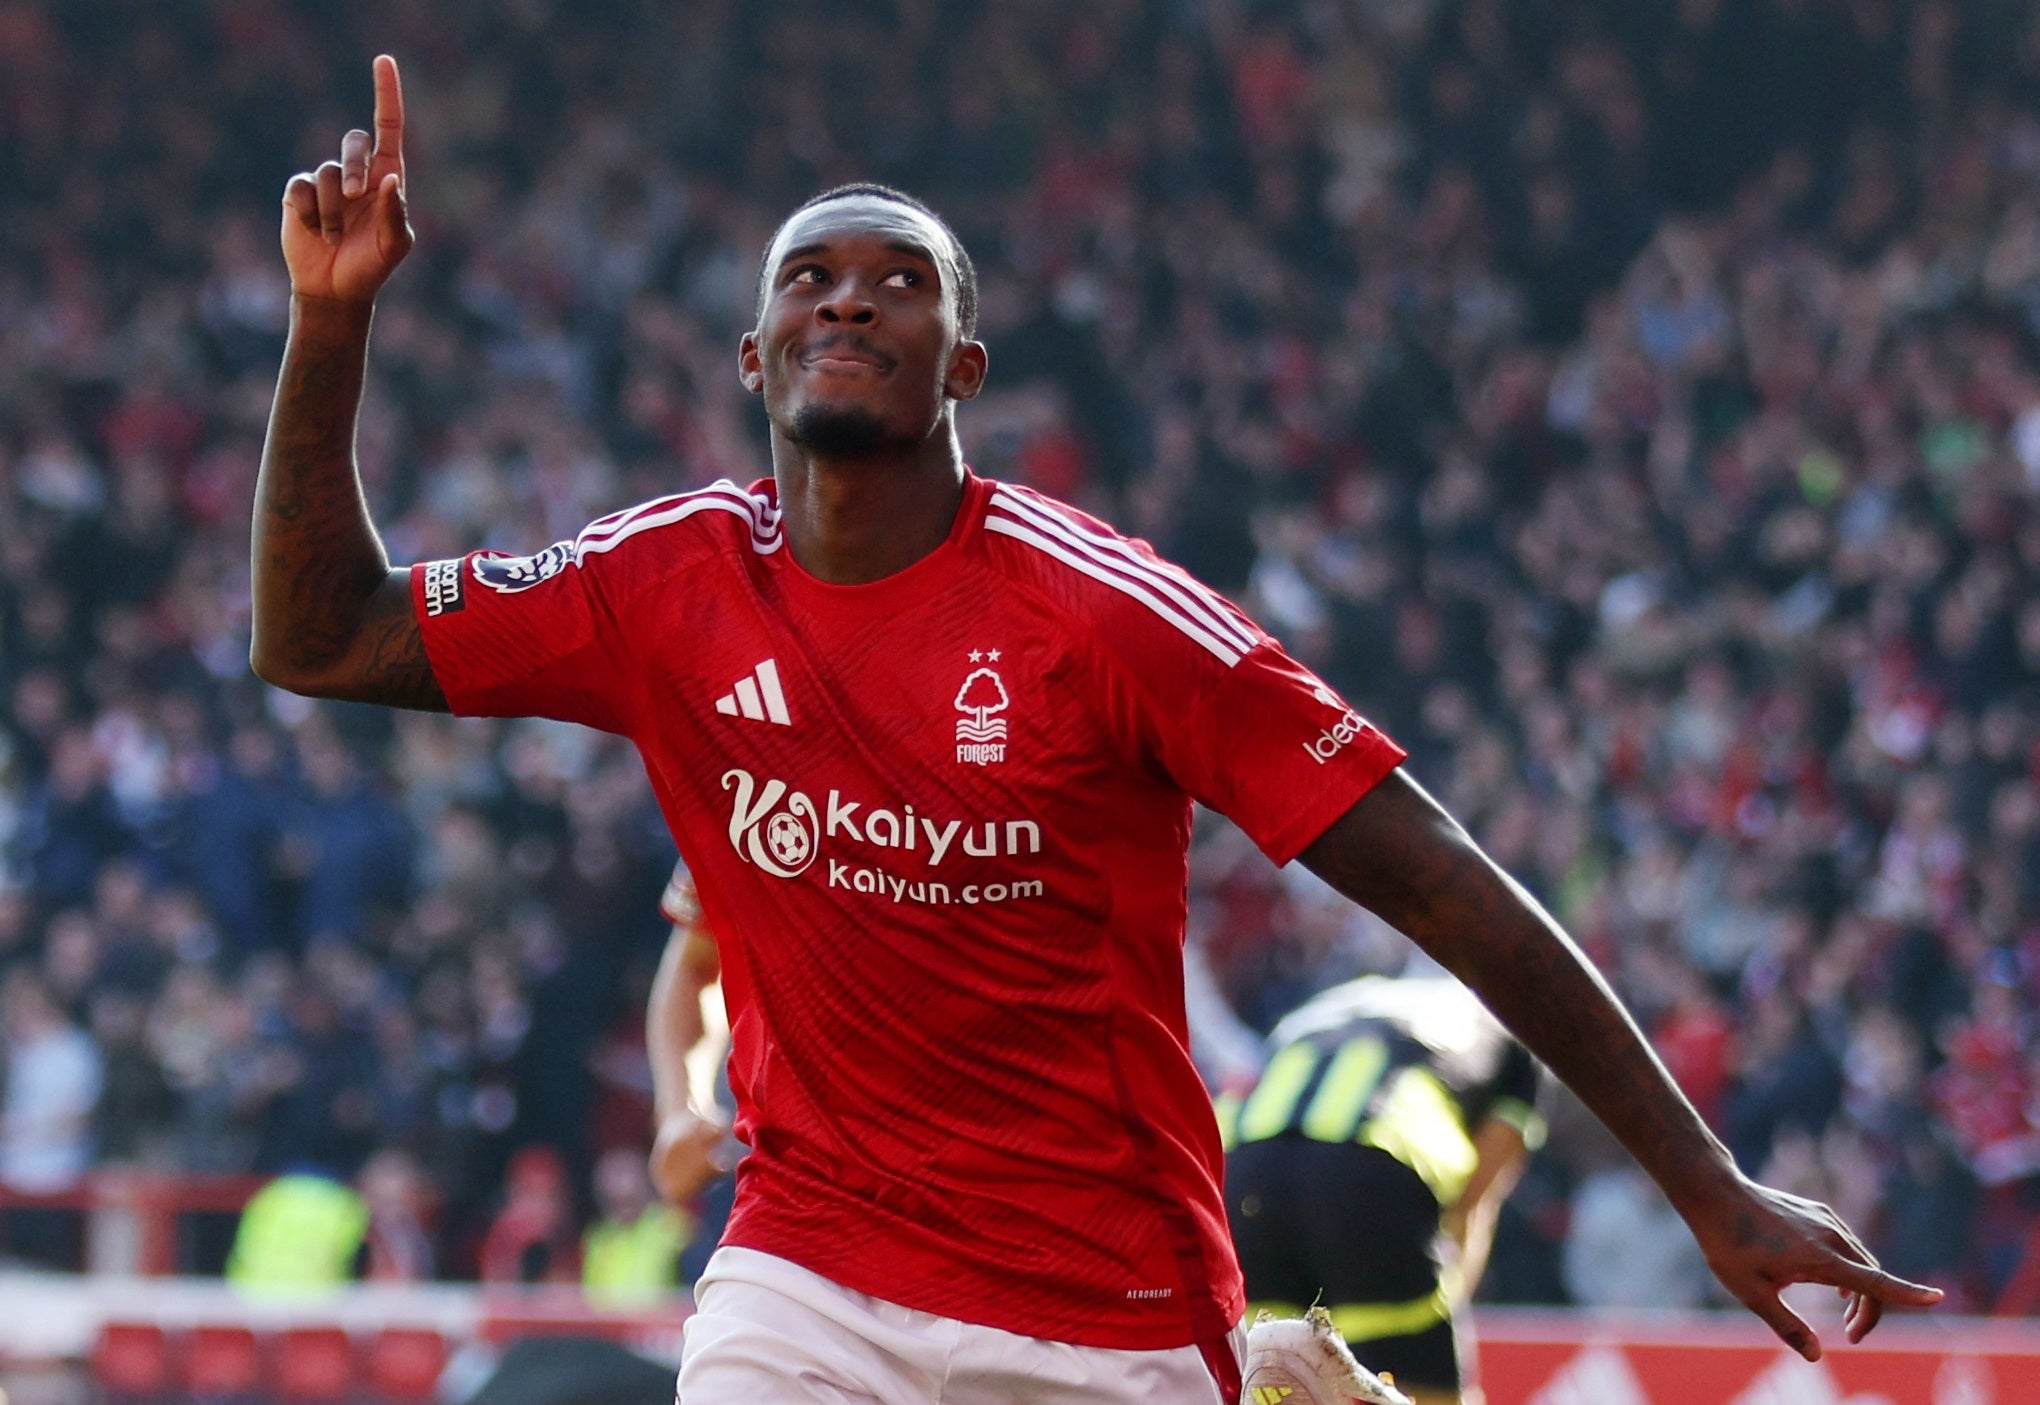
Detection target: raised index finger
<box><xmin>372</xmin><ymin>53</ymin><xmax>405</xmax><ymax>167</ymax></box>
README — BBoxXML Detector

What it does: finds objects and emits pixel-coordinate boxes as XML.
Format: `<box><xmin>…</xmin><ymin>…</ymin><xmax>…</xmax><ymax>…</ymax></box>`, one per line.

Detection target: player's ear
<box><xmin>739</xmin><ymin>331</ymin><xmax>763</xmax><ymax>394</ymax></box>
<box><xmin>944</xmin><ymin>338</ymin><xmax>987</xmax><ymax>403</ymax></box>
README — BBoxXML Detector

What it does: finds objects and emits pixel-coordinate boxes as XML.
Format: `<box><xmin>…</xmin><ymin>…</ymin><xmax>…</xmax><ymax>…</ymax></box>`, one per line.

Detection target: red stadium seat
<box><xmin>182</xmin><ymin>1323</ymin><xmax>263</xmax><ymax>1398</ymax></box>
<box><xmin>273</xmin><ymin>1324</ymin><xmax>357</xmax><ymax>1402</ymax></box>
<box><xmin>92</xmin><ymin>1321</ymin><xmax>175</xmax><ymax>1398</ymax></box>
<box><xmin>365</xmin><ymin>1325</ymin><xmax>449</xmax><ymax>1401</ymax></box>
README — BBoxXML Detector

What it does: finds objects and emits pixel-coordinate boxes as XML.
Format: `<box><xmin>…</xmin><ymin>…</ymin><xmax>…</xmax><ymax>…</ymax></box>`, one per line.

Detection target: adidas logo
<box><xmin>716</xmin><ymin>659</ymin><xmax>791</xmax><ymax>725</ymax></box>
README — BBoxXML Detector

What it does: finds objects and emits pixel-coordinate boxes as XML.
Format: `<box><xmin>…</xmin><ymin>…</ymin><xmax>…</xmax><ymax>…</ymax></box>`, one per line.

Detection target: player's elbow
<box><xmin>248</xmin><ymin>570</ymin><xmax>431</xmax><ymax>707</ymax></box>
<box><xmin>250</xmin><ymin>650</ymin><xmax>316</xmax><ymax>697</ymax></box>
<box><xmin>248</xmin><ymin>638</ymin><xmax>294</xmax><ymax>691</ymax></box>
<box><xmin>248</xmin><ymin>636</ymin><xmax>347</xmax><ymax>699</ymax></box>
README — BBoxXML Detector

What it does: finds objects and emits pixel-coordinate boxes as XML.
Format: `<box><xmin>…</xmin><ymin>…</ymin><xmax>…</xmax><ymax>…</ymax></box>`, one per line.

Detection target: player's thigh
<box><xmin>678</xmin><ymin>1295</ymin><xmax>892</xmax><ymax>1404</ymax></box>
<box><xmin>945</xmin><ymin>1320</ymin><xmax>1243</xmax><ymax>1405</ymax></box>
<box><xmin>678</xmin><ymin>1249</ymin><xmax>941</xmax><ymax>1404</ymax></box>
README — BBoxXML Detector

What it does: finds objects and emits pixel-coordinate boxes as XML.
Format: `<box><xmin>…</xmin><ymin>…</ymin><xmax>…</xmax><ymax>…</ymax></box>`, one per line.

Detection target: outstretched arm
<box><xmin>1300</xmin><ymin>769</ymin><xmax>1941</xmax><ymax>1359</ymax></box>
<box><xmin>250</xmin><ymin>55</ymin><xmax>445</xmax><ymax>711</ymax></box>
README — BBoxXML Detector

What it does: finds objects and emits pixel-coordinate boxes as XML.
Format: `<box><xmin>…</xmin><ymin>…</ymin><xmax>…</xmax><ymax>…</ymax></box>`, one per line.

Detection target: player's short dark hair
<box><xmin>756</xmin><ymin>183</ymin><xmax>979</xmax><ymax>339</ymax></box>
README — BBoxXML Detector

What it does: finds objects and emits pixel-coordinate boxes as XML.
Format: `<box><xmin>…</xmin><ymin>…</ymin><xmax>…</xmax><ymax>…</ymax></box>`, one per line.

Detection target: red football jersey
<box><xmin>411</xmin><ymin>470</ymin><xmax>1403</xmax><ymax>1349</ymax></box>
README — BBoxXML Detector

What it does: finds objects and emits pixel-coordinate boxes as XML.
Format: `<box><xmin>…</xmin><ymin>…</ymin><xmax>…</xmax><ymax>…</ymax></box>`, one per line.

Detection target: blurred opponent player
<box><xmin>251</xmin><ymin>56</ymin><xmax>1938</xmax><ymax>1405</ymax></box>
<box><xmin>1223</xmin><ymin>974</ymin><xmax>1546</xmax><ymax>1405</ymax></box>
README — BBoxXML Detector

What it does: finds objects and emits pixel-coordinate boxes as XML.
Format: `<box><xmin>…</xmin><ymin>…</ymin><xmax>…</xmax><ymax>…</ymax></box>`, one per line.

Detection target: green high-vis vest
<box><xmin>226</xmin><ymin>1174</ymin><xmax>370</xmax><ymax>1292</ymax></box>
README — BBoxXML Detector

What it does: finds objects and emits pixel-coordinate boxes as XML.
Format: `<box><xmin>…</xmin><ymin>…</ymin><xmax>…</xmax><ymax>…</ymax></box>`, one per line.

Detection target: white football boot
<box><xmin>1240</xmin><ymin>1307</ymin><xmax>1413</xmax><ymax>1405</ymax></box>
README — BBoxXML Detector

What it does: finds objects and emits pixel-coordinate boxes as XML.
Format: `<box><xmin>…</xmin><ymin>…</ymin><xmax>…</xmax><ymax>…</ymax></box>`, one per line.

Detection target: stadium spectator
<box><xmin>0</xmin><ymin>969</ymin><xmax>103</xmax><ymax>1266</ymax></box>
<box><xmin>358</xmin><ymin>1145</ymin><xmax>438</xmax><ymax>1282</ymax></box>
<box><xmin>479</xmin><ymin>1144</ymin><xmax>579</xmax><ymax>1286</ymax></box>
<box><xmin>1562</xmin><ymin>1162</ymin><xmax>1713</xmax><ymax>1311</ymax></box>
<box><xmin>581</xmin><ymin>1146</ymin><xmax>689</xmax><ymax>1308</ymax></box>
<box><xmin>226</xmin><ymin>1168</ymin><xmax>368</xmax><ymax>1291</ymax></box>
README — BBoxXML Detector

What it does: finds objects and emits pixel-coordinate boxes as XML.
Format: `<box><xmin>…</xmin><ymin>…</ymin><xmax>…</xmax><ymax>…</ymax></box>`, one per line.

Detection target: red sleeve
<box><xmin>1144</xmin><ymin>637</ymin><xmax>1405</xmax><ymax>865</ymax></box>
<box><xmin>1010</xmin><ymin>498</ymin><xmax>1407</xmax><ymax>866</ymax></box>
<box><xmin>410</xmin><ymin>538</ymin><xmax>641</xmax><ymax>735</ymax></box>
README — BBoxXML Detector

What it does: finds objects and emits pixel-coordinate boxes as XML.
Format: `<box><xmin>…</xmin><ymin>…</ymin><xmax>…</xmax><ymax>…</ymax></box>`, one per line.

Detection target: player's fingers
<box><xmin>1808</xmin><ymin>1255</ymin><xmax>1943</xmax><ymax>1308</ymax></box>
<box><xmin>283</xmin><ymin>174</ymin><xmax>320</xmax><ymax>233</ymax></box>
<box><xmin>314</xmin><ymin>161</ymin><xmax>345</xmax><ymax>244</ymax></box>
<box><xmin>372</xmin><ymin>53</ymin><xmax>406</xmax><ymax>167</ymax></box>
<box><xmin>1771</xmin><ymin>1199</ymin><xmax>1938</xmax><ymax>1308</ymax></box>
<box><xmin>375</xmin><ymin>173</ymin><xmax>414</xmax><ymax>258</ymax></box>
<box><xmin>1845</xmin><ymin>1291</ymin><xmax>1885</xmax><ymax>1343</ymax></box>
<box><xmin>1740</xmin><ymin>1288</ymin><xmax>1821</xmax><ymax>1363</ymax></box>
<box><xmin>339</xmin><ymin>128</ymin><xmax>371</xmax><ymax>198</ymax></box>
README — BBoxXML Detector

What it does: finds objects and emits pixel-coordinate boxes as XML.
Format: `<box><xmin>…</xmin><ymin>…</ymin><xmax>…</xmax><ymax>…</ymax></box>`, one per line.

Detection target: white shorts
<box><xmin>678</xmin><ymin>1245</ymin><xmax>1244</xmax><ymax>1405</ymax></box>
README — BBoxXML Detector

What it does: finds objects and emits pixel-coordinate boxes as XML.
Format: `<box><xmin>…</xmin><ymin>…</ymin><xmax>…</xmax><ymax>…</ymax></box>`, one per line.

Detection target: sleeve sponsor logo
<box><xmin>422</xmin><ymin>558</ymin><xmax>466</xmax><ymax>616</ymax></box>
<box><xmin>1302</xmin><ymin>680</ymin><xmax>1369</xmax><ymax>765</ymax></box>
<box><xmin>472</xmin><ymin>541</ymin><xmax>575</xmax><ymax>594</ymax></box>
<box><xmin>1304</xmin><ymin>711</ymin><xmax>1371</xmax><ymax>764</ymax></box>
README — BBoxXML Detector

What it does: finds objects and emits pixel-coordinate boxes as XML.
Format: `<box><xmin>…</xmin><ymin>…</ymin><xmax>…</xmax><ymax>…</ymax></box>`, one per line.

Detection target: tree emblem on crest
<box><xmin>954</xmin><ymin>668</ymin><xmax>1010</xmax><ymax>742</ymax></box>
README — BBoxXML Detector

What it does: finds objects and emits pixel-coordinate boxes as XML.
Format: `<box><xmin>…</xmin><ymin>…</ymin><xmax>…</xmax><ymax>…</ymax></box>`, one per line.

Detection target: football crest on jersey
<box><xmin>473</xmin><ymin>541</ymin><xmax>575</xmax><ymax>593</ymax></box>
<box><xmin>954</xmin><ymin>649</ymin><xmax>1009</xmax><ymax>765</ymax></box>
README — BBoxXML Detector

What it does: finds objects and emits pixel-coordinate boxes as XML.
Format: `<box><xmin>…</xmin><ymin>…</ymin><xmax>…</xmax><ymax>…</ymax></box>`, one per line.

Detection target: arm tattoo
<box><xmin>252</xmin><ymin>298</ymin><xmax>446</xmax><ymax>712</ymax></box>
<box><xmin>338</xmin><ymin>580</ymin><xmax>448</xmax><ymax>712</ymax></box>
<box><xmin>1301</xmin><ymin>772</ymin><xmax>1739</xmax><ymax>1209</ymax></box>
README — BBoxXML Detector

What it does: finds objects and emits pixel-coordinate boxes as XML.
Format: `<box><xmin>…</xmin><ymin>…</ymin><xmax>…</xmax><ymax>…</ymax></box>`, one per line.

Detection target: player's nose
<box><xmin>816</xmin><ymin>273</ymin><xmax>878</xmax><ymax>324</ymax></box>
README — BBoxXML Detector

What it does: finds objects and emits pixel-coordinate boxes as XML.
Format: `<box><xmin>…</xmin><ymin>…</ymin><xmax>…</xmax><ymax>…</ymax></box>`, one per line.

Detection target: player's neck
<box><xmin>771</xmin><ymin>435</ymin><xmax>967</xmax><ymax>585</ymax></box>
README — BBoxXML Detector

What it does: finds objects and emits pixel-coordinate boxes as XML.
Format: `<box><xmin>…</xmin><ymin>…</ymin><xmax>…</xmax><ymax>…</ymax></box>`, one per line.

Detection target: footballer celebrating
<box><xmin>254</xmin><ymin>57</ymin><xmax>1939</xmax><ymax>1405</ymax></box>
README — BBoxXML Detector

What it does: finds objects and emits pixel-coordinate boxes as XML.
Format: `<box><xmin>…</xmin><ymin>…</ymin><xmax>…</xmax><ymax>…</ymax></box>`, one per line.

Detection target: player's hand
<box><xmin>1690</xmin><ymin>1175</ymin><xmax>1942</xmax><ymax>1360</ymax></box>
<box><xmin>650</xmin><ymin>1108</ymin><xmax>728</xmax><ymax>1205</ymax></box>
<box><xmin>280</xmin><ymin>54</ymin><xmax>413</xmax><ymax>304</ymax></box>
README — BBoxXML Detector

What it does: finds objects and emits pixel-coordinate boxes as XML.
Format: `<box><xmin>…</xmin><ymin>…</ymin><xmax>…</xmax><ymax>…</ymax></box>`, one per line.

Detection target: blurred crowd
<box><xmin>3</xmin><ymin>0</ymin><xmax>2040</xmax><ymax>1308</ymax></box>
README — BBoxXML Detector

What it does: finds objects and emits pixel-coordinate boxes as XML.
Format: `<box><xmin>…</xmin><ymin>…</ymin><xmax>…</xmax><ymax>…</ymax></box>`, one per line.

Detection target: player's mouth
<box><xmin>799</xmin><ymin>337</ymin><xmax>895</xmax><ymax>374</ymax></box>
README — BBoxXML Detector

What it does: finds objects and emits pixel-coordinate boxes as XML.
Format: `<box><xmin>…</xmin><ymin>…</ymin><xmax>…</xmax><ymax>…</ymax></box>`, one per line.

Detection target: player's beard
<box><xmin>788</xmin><ymin>402</ymin><xmax>891</xmax><ymax>458</ymax></box>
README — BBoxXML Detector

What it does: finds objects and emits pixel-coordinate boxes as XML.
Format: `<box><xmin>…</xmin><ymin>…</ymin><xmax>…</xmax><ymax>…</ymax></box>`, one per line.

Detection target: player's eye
<box><xmin>787</xmin><ymin>265</ymin><xmax>827</xmax><ymax>286</ymax></box>
<box><xmin>881</xmin><ymin>269</ymin><xmax>922</xmax><ymax>289</ymax></box>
